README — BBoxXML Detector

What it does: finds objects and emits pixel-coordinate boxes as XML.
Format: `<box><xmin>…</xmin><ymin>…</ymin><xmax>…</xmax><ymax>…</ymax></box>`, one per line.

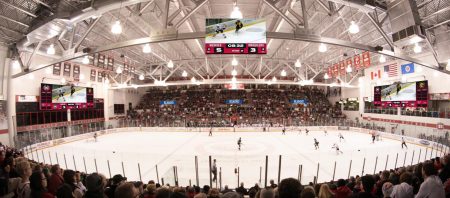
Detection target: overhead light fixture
<box><xmin>167</xmin><ymin>60</ymin><xmax>174</xmax><ymax>68</ymax></box>
<box><xmin>231</xmin><ymin>68</ymin><xmax>238</xmax><ymax>76</ymax></box>
<box><xmin>280</xmin><ymin>69</ymin><xmax>287</xmax><ymax>77</ymax></box>
<box><xmin>346</xmin><ymin>65</ymin><xmax>352</xmax><ymax>73</ymax></box>
<box><xmin>318</xmin><ymin>43</ymin><xmax>327</xmax><ymax>52</ymax></box>
<box><xmin>47</xmin><ymin>44</ymin><xmax>55</xmax><ymax>55</ymax></box>
<box><xmin>231</xmin><ymin>57</ymin><xmax>238</xmax><ymax>66</ymax></box>
<box><xmin>61</xmin><ymin>78</ymin><xmax>66</xmax><ymax>84</ymax></box>
<box><xmin>139</xmin><ymin>74</ymin><xmax>144</xmax><ymax>80</ymax></box>
<box><xmin>324</xmin><ymin>73</ymin><xmax>329</xmax><ymax>79</ymax></box>
<box><xmin>143</xmin><ymin>44</ymin><xmax>152</xmax><ymax>53</ymax></box>
<box><xmin>111</xmin><ymin>21</ymin><xmax>122</xmax><ymax>34</ymax></box>
<box><xmin>272</xmin><ymin>76</ymin><xmax>277</xmax><ymax>82</ymax></box>
<box><xmin>379</xmin><ymin>55</ymin><xmax>386</xmax><ymax>63</ymax></box>
<box><xmin>349</xmin><ymin>21</ymin><xmax>359</xmax><ymax>34</ymax></box>
<box><xmin>191</xmin><ymin>77</ymin><xmax>196</xmax><ymax>83</ymax></box>
<box><xmin>182</xmin><ymin>70</ymin><xmax>188</xmax><ymax>77</ymax></box>
<box><xmin>413</xmin><ymin>43</ymin><xmax>422</xmax><ymax>53</ymax></box>
<box><xmin>295</xmin><ymin>59</ymin><xmax>302</xmax><ymax>68</ymax></box>
<box><xmin>230</xmin><ymin>3</ymin><xmax>243</xmax><ymax>19</ymax></box>
<box><xmin>409</xmin><ymin>35</ymin><xmax>424</xmax><ymax>44</ymax></box>
<box><xmin>82</xmin><ymin>56</ymin><xmax>89</xmax><ymax>64</ymax></box>
<box><xmin>116</xmin><ymin>67</ymin><xmax>123</xmax><ymax>74</ymax></box>
<box><xmin>12</xmin><ymin>60</ymin><xmax>20</xmax><ymax>69</ymax></box>
<box><xmin>231</xmin><ymin>76</ymin><xmax>237</xmax><ymax>83</ymax></box>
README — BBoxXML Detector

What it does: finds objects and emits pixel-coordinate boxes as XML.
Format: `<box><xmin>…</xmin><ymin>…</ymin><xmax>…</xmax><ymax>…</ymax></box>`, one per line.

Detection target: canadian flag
<box><xmin>371</xmin><ymin>70</ymin><xmax>381</xmax><ymax>80</ymax></box>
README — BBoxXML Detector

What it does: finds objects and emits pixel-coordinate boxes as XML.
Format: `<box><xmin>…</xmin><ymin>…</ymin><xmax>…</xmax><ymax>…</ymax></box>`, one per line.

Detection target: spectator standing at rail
<box><xmin>350</xmin><ymin>175</ymin><xmax>376</xmax><ymax>198</ymax></box>
<box><xmin>30</xmin><ymin>170</ymin><xmax>55</xmax><ymax>198</ymax></box>
<box><xmin>105</xmin><ymin>174</ymin><xmax>126</xmax><ymax>198</ymax></box>
<box><xmin>334</xmin><ymin>179</ymin><xmax>352</xmax><ymax>198</ymax></box>
<box><xmin>269</xmin><ymin>180</ymin><xmax>277</xmax><ymax>188</ymax></box>
<box><xmin>84</xmin><ymin>173</ymin><xmax>108</xmax><ymax>198</ymax></box>
<box><xmin>57</xmin><ymin>169</ymin><xmax>83</xmax><ymax>198</ymax></box>
<box><xmin>235</xmin><ymin>183</ymin><xmax>248</xmax><ymax>197</ymax></box>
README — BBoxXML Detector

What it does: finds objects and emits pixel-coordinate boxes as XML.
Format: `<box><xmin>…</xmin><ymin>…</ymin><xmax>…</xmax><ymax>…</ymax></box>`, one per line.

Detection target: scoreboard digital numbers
<box><xmin>205</xmin><ymin>18</ymin><xmax>267</xmax><ymax>54</ymax></box>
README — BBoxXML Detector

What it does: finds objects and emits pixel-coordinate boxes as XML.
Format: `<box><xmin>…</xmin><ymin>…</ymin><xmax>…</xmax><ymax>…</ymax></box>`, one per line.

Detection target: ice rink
<box><xmin>34</xmin><ymin>130</ymin><xmax>437</xmax><ymax>187</ymax></box>
<box><xmin>205</xmin><ymin>22</ymin><xmax>266</xmax><ymax>44</ymax></box>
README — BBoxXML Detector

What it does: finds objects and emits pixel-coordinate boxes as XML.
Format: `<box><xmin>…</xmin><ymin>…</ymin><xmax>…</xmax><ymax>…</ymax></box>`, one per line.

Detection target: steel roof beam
<box><xmin>174</xmin><ymin>0</ymin><xmax>209</xmax><ymax>29</ymax></box>
<box><xmin>0</xmin><ymin>14</ymin><xmax>29</xmax><ymax>28</ymax></box>
<box><xmin>0</xmin><ymin>1</ymin><xmax>37</xmax><ymax>18</ymax></box>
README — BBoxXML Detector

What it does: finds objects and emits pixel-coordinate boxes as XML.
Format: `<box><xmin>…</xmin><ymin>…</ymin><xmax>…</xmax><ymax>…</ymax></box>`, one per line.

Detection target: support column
<box><xmin>5</xmin><ymin>56</ymin><xmax>15</xmax><ymax>146</ymax></box>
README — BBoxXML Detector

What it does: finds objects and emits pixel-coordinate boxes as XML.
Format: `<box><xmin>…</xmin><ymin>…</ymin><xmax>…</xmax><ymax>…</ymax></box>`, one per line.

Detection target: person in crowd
<box><xmin>381</xmin><ymin>182</ymin><xmax>393</xmax><ymax>198</ymax></box>
<box><xmin>318</xmin><ymin>184</ymin><xmax>334</xmax><ymax>198</ymax></box>
<box><xmin>6</xmin><ymin>160</ymin><xmax>32</xmax><ymax>198</ymax></box>
<box><xmin>84</xmin><ymin>173</ymin><xmax>108</xmax><ymax>198</ymax></box>
<box><xmin>269</xmin><ymin>180</ymin><xmax>277</xmax><ymax>188</ymax></box>
<box><xmin>415</xmin><ymin>161</ymin><xmax>445</xmax><ymax>198</ymax></box>
<box><xmin>334</xmin><ymin>179</ymin><xmax>352</xmax><ymax>198</ymax></box>
<box><xmin>376</xmin><ymin>171</ymin><xmax>390</xmax><ymax>197</ymax></box>
<box><xmin>221</xmin><ymin>185</ymin><xmax>233</xmax><ymax>194</ymax></box>
<box><xmin>75</xmin><ymin>171</ymin><xmax>86</xmax><ymax>194</ymax></box>
<box><xmin>391</xmin><ymin>172</ymin><xmax>413</xmax><ymax>198</ymax></box>
<box><xmin>278</xmin><ymin>178</ymin><xmax>301</xmax><ymax>198</ymax></box>
<box><xmin>351</xmin><ymin>175</ymin><xmax>376</xmax><ymax>198</ymax></box>
<box><xmin>56</xmin><ymin>183</ymin><xmax>75</xmax><ymax>198</ymax></box>
<box><xmin>30</xmin><ymin>170</ymin><xmax>55</xmax><ymax>198</ymax></box>
<box><xmin>48</xmin><ymin>164</ymin><xmax>64</xmax><ymax>195</ymax></box>
<box><xmin>114</xmin><ymin>182</ymin><xmax>140</xmax><ymax>198</ymax></box>
<box><xmin>235</xmin><ymin>183</ymin><xmax>247</xmax><ymax>197</ymax></box>
<box><xmin>248</xmin><ymin>184</ymin><xmax>259</xmax><ymax>198</ymax></box>
<box><xmin>207</xmin><ymin>188</ymin><xmax>220</xmax><ymax>198</ymax></box>
<box><xmin>301</xmin><ymin>186</ymin><xmax>316</xmax><ymax>198</ymax></box>
<box><xmin>57</xmin><ymin>169</ymin><xmax>83</xmax><ymax>198</ymax></box>
<box><xmin>143</xmin><ymin>184</ymin><xmax>157</xmax><ymax>198</ymax></box>
<box><xmin>439</xmin><ymin>155</ymin><xmax>450</xmax><ymax>182</ymax></box>
<box><xmin>155</xmin><ymin>187</ymin><xmax>173</xmax><ymax>198</ymax></box>
<box><xmin>105</xmin><ymin>174</ymin><xmax>127</xmax><ymax>198</ymax></box>
<box><xmin>259</xmin><ymin>188</ymin><xmax>275</xmax><ymax>198</ymax></box>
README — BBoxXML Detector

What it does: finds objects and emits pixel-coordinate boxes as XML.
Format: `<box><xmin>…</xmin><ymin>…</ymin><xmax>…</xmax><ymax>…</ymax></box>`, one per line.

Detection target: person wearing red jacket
<box><xmin>334</xmin><ymin>179</ymin><xmax>352</xmax><ymax>198</ymax></box>
<box><xmin>47</xmin><ymin>164</ymin><xmax>64</xmax><ymax>195</ymax></box>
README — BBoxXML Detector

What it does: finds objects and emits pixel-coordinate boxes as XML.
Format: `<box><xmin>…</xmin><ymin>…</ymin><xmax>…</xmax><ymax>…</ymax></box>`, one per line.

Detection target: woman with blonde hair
<box><xmin>318</xmin><ymin>184</ymin><xmax>335</xmax><ymax>198</ymax></box>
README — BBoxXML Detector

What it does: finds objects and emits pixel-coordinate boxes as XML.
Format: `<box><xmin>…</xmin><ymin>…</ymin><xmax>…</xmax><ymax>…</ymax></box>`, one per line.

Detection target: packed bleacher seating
<box><xmin>133</xmin><ymin>87</ymin><xmax>344</xmax><ymax>127</ymax></box>
<box><xmin>1</xmin><ymin>142</ymin><xmax>450</xmax><ymax>198</ymax></box>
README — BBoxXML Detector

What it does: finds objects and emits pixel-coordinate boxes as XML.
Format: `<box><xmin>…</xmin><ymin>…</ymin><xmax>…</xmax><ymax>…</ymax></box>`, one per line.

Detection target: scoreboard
<box><xmin>205</xmin><ymin>18</ymin><xmax>267</xmax><ymax>55</ymax></box>
<box><xmin>206</xmin><ymin>43</ymin><xmax>266</xmax><ymax>54</ymax></box>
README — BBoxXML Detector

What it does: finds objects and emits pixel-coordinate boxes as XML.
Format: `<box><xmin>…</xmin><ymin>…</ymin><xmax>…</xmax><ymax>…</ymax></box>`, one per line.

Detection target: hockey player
<box><xmin>209</xmin><ymin>127</ymin><xmax>213</xmax><ymax>136</ymax></box>
<box><xmin>401</xmin><ymin>137</ymin><xmax>408</xmax><ymax>149</ymax></box>
<box><xmin>93</xmin><ymin>132</ymin><xmax>98</xmax><ymax>142</ymax></box>
<box><xmin>58</xmin><ymin>89</ymin><xmax>66</xmax><ymax>101</ymax></box>
<box><xmin>237</xmin><ymin>137</ymin><xmax>242</xmax><ymax>151</ymax></box>
<box><xmin>372</xmin><ymin>132</ymin><xmax>376</xmax><ymax>143</ymax></box>
<box><xmin>324</xmin><ymin>130</ymin><xmax>328</xmax><ymax>136</ymax></box>
<box><xmin>235</xmin><ymin>20</ymin><xmax>244</xmax><ymax>34</ymax></box>
<box><xmin>282</xmin><ymin>127</ymin><xmax>286</xmax><ymax>135</ymax></box>
<box><xmin>332</xmin><ymin>143</ymin><xmax>343</xmax><ymax>155</ymax></box>
<box><xmin>213</xmin><ymin>23</ymin><xmax>227</xmax><ymax>38</ymax></box>
<box><xmin>298</xmin><ymin>129</ymin><xmax>302</xmax><ymax>135</ymax></box>
<box><xmin>314</xmin><ymin>138</ymin><xmax>319</xmax><ymax>150</ymax></box>
<box><xmin>338</xmin><ymin>132</ymin><xmax>345</xmax><ymax>142</ymax></box>
<box><xmin>70</xmin><ymin>85</ymin><xmax>76</xmax><ymax>96</ymax></box>
<box><xmin>305</xmin><ymin>129</ymin><xmax>309</xmax><ymax>135</ymax></box>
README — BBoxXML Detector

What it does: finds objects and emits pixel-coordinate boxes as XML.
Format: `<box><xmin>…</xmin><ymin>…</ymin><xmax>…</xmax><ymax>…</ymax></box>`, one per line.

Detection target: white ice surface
<box><xmin>35</xmin><ymin>130</ymin><xmax>433</xmax><ymax>188</ymax></box>
<box><xmin>205</xmin><ymin>22</ymin><xmax>266</xmax><ymax>44</ymax></box>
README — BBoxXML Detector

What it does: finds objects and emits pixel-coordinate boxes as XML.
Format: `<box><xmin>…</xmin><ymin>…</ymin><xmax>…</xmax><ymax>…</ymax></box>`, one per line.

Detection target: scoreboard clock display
<box><xmin>205</xmin><ymin>18</ymin><xmax>267</xmax><ymax>55</ymax></box>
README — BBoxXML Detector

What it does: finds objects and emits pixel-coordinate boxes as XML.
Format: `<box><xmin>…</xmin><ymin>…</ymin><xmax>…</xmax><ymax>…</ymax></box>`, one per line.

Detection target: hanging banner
<box><xmin>346</xmin><ymin>58</ymin><xmax>353</xmax><ymax>68</ymax></box>
<box><xmin>333</xmin><ymin>64</ymin><xmax>339</xmax><ymax>77</ymax></box>
<box><xmin>63</xmin><ymin>62</ymin><xmax>71</xmax><ymax>77</ymax></box>
<box><xmin>98</xmin><ymin>54</ymin><xmax>106</xmax><ymax>69</ymax></box>
<box><xmin>90</xmin><ymin>69</ymin><xmax>96</xmax><ymax>81</ymax></box>
<box><xmin>88</xmin><ymin>54</ymin><xmax>95</xmax><ymax>66</ymax></box>
<box><xmin>339</xmin><ymin>61</ymin><xmax>346</xmax><ymax>75</ymax></box>
<box><xmin>73</xmin><ymin>65</ymin><xmax>80</xmax><ymax>81</ymax></box>
<box><xmin>354</xmin><ymin>55</ymin><xmax>361</xmax><ymax>70</ymax></box>
<box><xmin>124</xmin><ymin>63</ymin><xmax>129</xmax><ymax>75</ymax></box>
<box><xmin>97</xmin><ymin>71</ymin><xmax>103</xmax><ymax>82</ymax></box>
<box><xmin>107</xmin><ymin>57</ymin><xmax>114</xmax><ymax>71</ymax></box>
<box><xmin>53</xmin><ymin>63</ymin><xmax>61</xmax><ymax>76</ymax></box>
<box><xmin>327</xmin><ymin>67</ymin><xmax>333</xmax><ymax>78</ymax></box>
<box><xmin>362</xmin><ymin>51</ymin><xmax>371</xmax><ymax>68</ymax></box>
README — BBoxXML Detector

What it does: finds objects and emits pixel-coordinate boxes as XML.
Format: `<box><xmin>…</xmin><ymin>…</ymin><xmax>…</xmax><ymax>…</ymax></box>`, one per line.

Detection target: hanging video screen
<box><xmin>40</xmin><ymin>83</ymin><xmax>94</xmax><ymax>110</ymax></box>
<box><xmin>374</xmin><ymin>80</ymin><xmax>428</xmax><ymax>107</ymax></box>
<box><xmin>205</xmin><ymin>18</ymin><xmax>267</xmax><ymax>54</ymax></box>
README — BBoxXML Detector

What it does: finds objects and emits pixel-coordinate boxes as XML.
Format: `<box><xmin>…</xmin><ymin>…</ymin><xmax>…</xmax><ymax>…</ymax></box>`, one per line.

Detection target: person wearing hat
<box><xmin>84</xmin><ymin>173</ymin><xmax>107</xmax><ymax>198</ymax></box>
<box><xmin>105</xmin><ymin>174</ymin><xmax>127</xmax><ymax>198</ymax></box>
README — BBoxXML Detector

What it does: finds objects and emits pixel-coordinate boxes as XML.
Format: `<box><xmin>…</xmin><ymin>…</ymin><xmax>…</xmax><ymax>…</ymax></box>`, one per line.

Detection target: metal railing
<box><xmin>364</xmin><ymin>108</ymin><xmax>450</xmax><ymax>119</ymax></box>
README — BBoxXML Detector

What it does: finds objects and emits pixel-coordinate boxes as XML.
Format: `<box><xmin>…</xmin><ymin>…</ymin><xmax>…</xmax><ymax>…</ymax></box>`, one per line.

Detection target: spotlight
<box><xmin>167</xmin><ymin>60</ymin><xmax>174</xmax><ymax>68</ymax></box>
<box><xmin>295</xmin><ymin>59</ymin><xmax>302</xmax><ymax>68</ymax></box>
<box><xmin>318</xmin><ymin>43</ymin><xmax>327</xmax><ymax>52</ymax></box>
<box><xmin>111</xmin><ymin>20</ymin><xmax>122</xmax><ymax>34</ymax></box>
<box><xmin>47</xmin><ymin>44</ymin><xmax>55</xmax><ymax>55</ymax></box>
<box><xmin>139</xmin><ymin>74</ymin><xmax>145</xmax><ymax>80</ymax></box>
<box><xmin>143</xmin><ymin>44</ymin><xmax>151</xmax><ymax>54</ymax></box>
<box><xmin>379</xmin><ymin>55</ymin><xmax>386</xmax><ymax>63</ymax></box>
<box><xmin>413</xmin><ymin>43</ymin><xmax>422</xmax><ymax>53</ymax></box>
<box><xmin>82</xmin><ymin>56</ymin><xmax>89</xmax><ymax>64</ymax></box>
<box><xmin>182</xmin><ymin>70</ymin><xmax>188</xmax><ymax>77</ymax></box>
<box><xmin>349</xmin><ymin>21</ymin><xmax>360</xmax><ymax>34</ymax></box>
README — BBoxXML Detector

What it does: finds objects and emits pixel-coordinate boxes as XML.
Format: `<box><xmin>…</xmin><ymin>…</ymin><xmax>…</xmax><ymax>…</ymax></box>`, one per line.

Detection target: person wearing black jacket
<box><xmin>439</xmin><ymin>155</ymin><xmax>450</xmax><ymax>182</ymax></box>
<box><xmin>235</xmin><ymin>183</ymin><xmax>248</xmax><ymax>197</ymax></box>
<box><xmin>351</xmin><ymin>175</ymin><xmax>376</xmax><ymax>198</ymax></box>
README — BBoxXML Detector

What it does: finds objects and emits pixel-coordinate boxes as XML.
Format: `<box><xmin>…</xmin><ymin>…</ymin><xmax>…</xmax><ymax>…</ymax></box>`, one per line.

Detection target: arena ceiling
<box><xmin>2</xmin><ymin>0</ymin><xmax>450</xmax><ymax>87</ymax></box>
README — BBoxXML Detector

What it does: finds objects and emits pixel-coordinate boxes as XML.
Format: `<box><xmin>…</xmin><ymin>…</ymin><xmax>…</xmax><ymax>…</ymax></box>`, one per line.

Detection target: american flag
<box><xmin>384</xmin><ymin>63</ymin><xmax>398</xmax><ymax>77</ymax></box>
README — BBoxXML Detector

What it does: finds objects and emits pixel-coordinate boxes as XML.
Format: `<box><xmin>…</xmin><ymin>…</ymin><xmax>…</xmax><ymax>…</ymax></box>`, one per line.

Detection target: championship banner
<box><xmin>327</xmin><ymin>67</ymin><xmax>333</xmax><ymax>78</ymax></box>
<box><xmin>73</xmin><ymin>65</ymin><xmax>80</xmax><ymax>81</ymax></box>
<box><xmin>362</xmin><ymin>51</ymin><xmax>371</xmax><ymax>68</ymax></box>
<box><xmin>63</xmin><ymin>62</ymin><xmax>71</xmax><ymax>77</ymax></box>
<box><xmin>98</xmin><ymin>54</ymin><xmax>106</xmax><ymax>69</ymax></box>
<box><xmin>53</xmin><ymin>63</ymin><xmax>61</xmax><ymax>76</ymax></box>
<box><xmin>90</xmin><ymin>69</ymin><xmax>96</xmax><ymax>81</ymax></box>
<box><xmin>107</xmin><ymin>57</ymin><xmax>114</xmax><ymax>71</ymax></box>
<box><xmin>124</xmin><ymin>63</ymin><xmax>129</xmax><ymax>75</ymax></box>
<box><xmin>97</xmin><ymin>71</ymin><xmax>103</xmax><ymax>82</ymax></box>
<box><xmin>354</xmin><ymin>55</ymin><xmax>361</xmax><ymax>70</ymax></box>
<box><xmin>333</xmin><ymin>64</ymin><xmax>339</xmax><ymax>77</ymax></box>
<box><xmin>346</xmin><ymin>58</ymin><xmax>353</xmax><ymax>70</ymax></box>
<box><xmin>339</xmin><ymin>61</ymin><xmax>346</xmax><ymax>75</ymax></box>
<box><xmin>88</xmin><ymin>54</ymin><xmax>95</xmax><ymax>66</ymax></box>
